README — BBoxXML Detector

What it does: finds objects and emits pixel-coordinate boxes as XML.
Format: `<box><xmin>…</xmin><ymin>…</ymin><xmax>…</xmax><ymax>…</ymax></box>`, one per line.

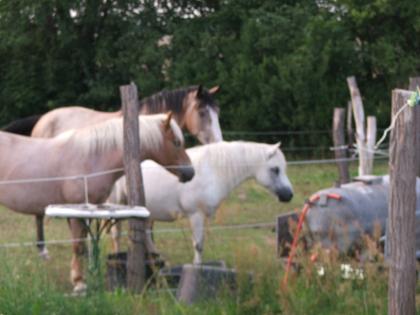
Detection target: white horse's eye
<box><xmin>271</xmin><ymin>167</ymin><xmax>280</xmax><ymax>176</ymax></box>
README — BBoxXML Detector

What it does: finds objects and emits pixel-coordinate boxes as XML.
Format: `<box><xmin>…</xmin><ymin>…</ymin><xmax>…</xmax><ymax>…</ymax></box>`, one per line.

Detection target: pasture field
<box><xmin>0</xmin><ymin>160</ymin><xmax>414</xmax><ymax>315</ymax></box>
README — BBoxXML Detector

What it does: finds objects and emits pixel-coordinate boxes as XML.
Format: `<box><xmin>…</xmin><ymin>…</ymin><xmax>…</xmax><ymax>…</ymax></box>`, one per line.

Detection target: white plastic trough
<box><xmin>46</xmin><ymin>203</ymin><xmax>150</xmax><ymax>293</ymax></box>
<box><xmin>45</xmin><ymin>203</ymin><xmax>150</xmax><ymax>219</ymax></box>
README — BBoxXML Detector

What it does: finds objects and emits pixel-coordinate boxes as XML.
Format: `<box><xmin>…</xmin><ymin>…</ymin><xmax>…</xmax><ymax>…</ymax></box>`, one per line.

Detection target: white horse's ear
<box><xmin>163</xmin><ymin>111</ymin><xmax>173</xmax><ymax>131</ymax></box>
<box><xmin>208</xmin><ymin>85</ymin><xmax>220</xmax><ymax>95</ymax></box>
<box><xmin>267</xmin><ymin>142</ymin><xmax>281</xmax><ymax>160</ymax></box>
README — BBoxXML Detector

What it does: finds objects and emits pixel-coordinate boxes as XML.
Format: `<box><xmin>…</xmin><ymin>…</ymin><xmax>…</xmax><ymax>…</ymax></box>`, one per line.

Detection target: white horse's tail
<box><xmin>107</xmin><ymin>177</ymin><xmax>128</xmax><ymax>205</ymax></box>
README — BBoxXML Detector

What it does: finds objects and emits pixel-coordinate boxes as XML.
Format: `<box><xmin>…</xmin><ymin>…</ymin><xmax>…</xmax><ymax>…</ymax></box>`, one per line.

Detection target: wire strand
<box><xmin>0</xmin><ymin>221</ymin><xmax>276</xmax><ymax>249</ymax></box>
<box><xmin>0</xmin><ymin>155</ymin><xmax>390</xmax><ymax>186</ymax></box>
<box><xmin>375</xmin><ymin>102</ymin><xmax>409</xmax><ymax>150</ymax></box>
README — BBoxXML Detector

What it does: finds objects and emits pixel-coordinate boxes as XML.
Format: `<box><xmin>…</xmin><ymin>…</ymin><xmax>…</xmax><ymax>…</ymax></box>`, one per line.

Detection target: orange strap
<box><xmin>282</xmin><ymin>193</ymin><xmax>341</xmax><ymax>286</ymax></box>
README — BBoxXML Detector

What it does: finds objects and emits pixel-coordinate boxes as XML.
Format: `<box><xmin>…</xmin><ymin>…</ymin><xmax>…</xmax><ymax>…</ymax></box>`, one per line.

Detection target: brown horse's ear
<box><xmin>195</xmin><ymin>85</ymin><xmax>204</xmax><ymax>99</ymax></box>
<box><xmin>163</xmin><ymin>111</ymin><xmax>173</xmax><ymax>131</ymax></box>
<box><xmin>208</xmin><ymin>85</ymin><xmax>220</xmax><ymax>95</ymax></box>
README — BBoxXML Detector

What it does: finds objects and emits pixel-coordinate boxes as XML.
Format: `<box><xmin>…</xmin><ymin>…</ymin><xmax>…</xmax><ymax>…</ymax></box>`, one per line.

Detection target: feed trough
<box><xmin>304</xmin><ymin>175</ymin><xmax>420</xmax><ymax>253</ymax></box>
<box><xmin>46</xmin><ymin>203</ymin><xmax>150</xmax><ymax>291</ymax></box>
<box><xmin>277</xmin><ymin>176</ymin><xmax>420</xmax><ymax>256</ymax></box>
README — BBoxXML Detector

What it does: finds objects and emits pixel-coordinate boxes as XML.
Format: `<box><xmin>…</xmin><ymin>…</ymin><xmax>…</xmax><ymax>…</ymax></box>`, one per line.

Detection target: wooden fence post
<box><xmin>333</xmin><ymin>107</ymin><xmax>349</xmax><ymax>184</ymax></box>
<box><xmin>408</xmin><ymin>76</ymin><xmax>420</xmax><ymax>91</ymax></box>
<box><xmin>346</xmin><ymin>100</ymin><xmax>354</xmax><ymax>148</ymax></box>
<box><xmin>347</xmin><ymin>76</ymin><xmax>377</xmax><ymax>175</ymax></box>
<box><xmin>120</xmin><ymin>83</ymin><xmax>147</xmax><ymax>293</ymax></box>
<box><xmin>366</xmin><ymin>116</ymin><xmax>377</xmax><ymax>173</ymax></box>
<box><xmin>388</xmin><ymin>89</ymin><xmax>417</xmax><ymax>315</ymax></box>
<box><xmin>409</xmin><ymin>77</ymin><xmax>420</xmax><ymax>177</ymax></box>
<box><xmin>347</xmin><ymin>76</ymin><xmax>369</xmax><ymax>176</ymax></box>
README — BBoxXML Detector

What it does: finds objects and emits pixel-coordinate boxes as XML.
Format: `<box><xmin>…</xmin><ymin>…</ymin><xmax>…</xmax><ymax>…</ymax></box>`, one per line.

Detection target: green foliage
<box><xmin>0</xmin><ymin>0</ymin><xmax>169</xmax><ymax>123</ymax></box>
<box><xmin>0</xmin><ymin>0</ymin><xmax>419</xmax><ymax>148</ymax></box>
<box><xmin>164</xmin><ymin>0</ymin><xmax>419</xmax><ymax>146</ymax></box>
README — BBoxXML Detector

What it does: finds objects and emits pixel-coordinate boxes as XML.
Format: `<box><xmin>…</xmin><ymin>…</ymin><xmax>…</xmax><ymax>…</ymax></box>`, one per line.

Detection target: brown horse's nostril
<box><xmin>180</xmin><ymin>167</ymin><xmax>195</xmax><ymax>183</ymax></box>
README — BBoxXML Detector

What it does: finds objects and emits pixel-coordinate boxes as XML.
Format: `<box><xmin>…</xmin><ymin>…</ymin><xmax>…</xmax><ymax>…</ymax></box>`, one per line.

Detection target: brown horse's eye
<box><xmin>199</xmin><ymin>109</ymin><xmax>207</xmax><ymax>117</ymax></box>
<box><xmin>174</xmin><ymin>139</ymin><xmax>181</xmax><ymax>148</ymax></box>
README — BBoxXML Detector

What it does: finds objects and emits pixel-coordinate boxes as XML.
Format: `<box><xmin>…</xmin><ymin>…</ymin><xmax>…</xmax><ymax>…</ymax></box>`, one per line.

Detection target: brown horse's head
<box><xmin>146</xmin><ymin>112</ymin><xmax>194</xmax><ymax>182</ymax></box>
<box><xmin>183</xmin><ymin>85</ymin><xmax>223</xmax><ymax>144</ymax></box>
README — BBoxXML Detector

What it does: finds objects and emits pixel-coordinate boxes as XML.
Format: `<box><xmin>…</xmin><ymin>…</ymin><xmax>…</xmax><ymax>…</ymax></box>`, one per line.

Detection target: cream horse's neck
<box><xmin>63</xmin><ymin>116</ymin><xmax>163</xmax><ymax>163</ymax></box>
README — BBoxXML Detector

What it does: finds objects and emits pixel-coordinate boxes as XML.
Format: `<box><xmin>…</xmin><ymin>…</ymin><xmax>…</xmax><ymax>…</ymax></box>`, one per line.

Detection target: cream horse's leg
<box><xmin>68</xmin><ymin>218</ymin><xmax>88</xmax><ymax>293</ymax></box>
<box><xmin>35</xmin><ymin>214</ymin><xmax>49</xmax><ymax>259</ymax></box>
<box><xmin>189</xmin><ymin>212</ymin><xmax>205</xmax><ymax>264</ymax></box>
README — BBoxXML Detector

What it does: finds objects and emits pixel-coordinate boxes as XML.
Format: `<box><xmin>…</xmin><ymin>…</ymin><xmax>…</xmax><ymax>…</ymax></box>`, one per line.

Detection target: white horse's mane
<box><xmin>187</xmin><ymin>141</ymin><xmax>285</xmax><ymax>186</ymax></box>
<box><xmin>189</xmin><ymin>141</ymin><xmax>275</xmax><ymax>164</ymax></box>
<box><xmin>59</xmin><ymin>114</ymin><xmax>182</xmax><ymax>155</ymax></box>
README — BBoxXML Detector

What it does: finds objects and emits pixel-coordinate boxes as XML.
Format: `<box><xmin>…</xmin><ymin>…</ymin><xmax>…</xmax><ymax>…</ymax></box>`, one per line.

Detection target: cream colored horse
<box><xmin>0</xmin><ymin>113</ymin><xmax>193</xmax><ymax>292</ymax></box>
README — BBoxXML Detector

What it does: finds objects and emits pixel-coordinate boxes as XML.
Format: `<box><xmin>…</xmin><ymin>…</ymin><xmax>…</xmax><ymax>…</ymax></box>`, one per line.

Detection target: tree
<box><xmin>1</xmin><ymin>0</ymin><xmax>419</xmax><ymax>152</ymax></box>
<box><xmin>0</xmin><ymin>0</ymin><xmax>169</xmax><ymax>125</ymax></box>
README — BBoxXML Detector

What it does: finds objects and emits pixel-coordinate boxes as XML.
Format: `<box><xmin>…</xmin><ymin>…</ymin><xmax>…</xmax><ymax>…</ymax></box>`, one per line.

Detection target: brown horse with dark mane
<box><xmin>3</xmin><ymin>85</ymin><xmax>222</xmax><ymax>143</ymax></box>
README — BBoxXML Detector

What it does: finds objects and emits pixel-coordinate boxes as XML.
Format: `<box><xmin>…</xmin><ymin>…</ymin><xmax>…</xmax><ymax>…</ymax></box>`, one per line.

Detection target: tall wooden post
<box><xmin>408</xmin><ymin>76</ymin><xmax>420</xmax><ymax>91</ymax></box>
<box><xmin>120</xmin><ymin>83</ymin><xmax>147</xmax><ymax>293</ymax></box>
<box><xmin>347</xmin><ymin>76</ymin><xmax>368</xmax><ymax>176</ymax></box>
<box><xmin>347</xmin><ymin>76</ymin><xmax>376</xmax><ymax>175</ymax></box>
<box><xmin>346</xmin><ymin>100</ymin><xmax>354</xmax><ymax>148</ymax></box>
<box><xmin>388</xmin><ymin>89</ymin><xmax>417</xmax><ymax>315</ymax></box>
<box><xmin>366</xmin><ymin>116</ymin><xmax>377</xmax><ymax>173</ymax></box>
<box><xmin>333</xmin><ymin>107</ymin><xmax>349</xmax><ymax>184</ymax></box>
<box><xmin>409</xmin><ymin>77</ymin><xmax>420</xmax><ymax>177</ymax></box>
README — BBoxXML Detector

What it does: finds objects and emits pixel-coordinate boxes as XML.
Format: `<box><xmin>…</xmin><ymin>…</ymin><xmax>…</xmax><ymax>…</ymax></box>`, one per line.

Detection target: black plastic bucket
<box><xmin>106</xmin><ymin>251</ymin><xmax>165</xmax><ymax>291</ymax></box>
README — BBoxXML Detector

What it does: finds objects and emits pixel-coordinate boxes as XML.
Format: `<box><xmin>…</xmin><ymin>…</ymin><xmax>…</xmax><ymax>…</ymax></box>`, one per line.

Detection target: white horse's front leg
<box><xmin>145</xmin><ymin>219</ymin><xmax>160</xmax><ymax>256</ymax></box>
<box><xmin>111</xmin><ymin>219</ymin><xmax>159</xmax><ymax>256</ymax></box>
<box><xmin>110</xmin><ymin>221</ymin><xmax>122</xmax><ymax>253</ymax></box>
<box><xmin>189</xmin><ymin>212</ymin><xmax>205</xmax><ymax>264</ymax></box>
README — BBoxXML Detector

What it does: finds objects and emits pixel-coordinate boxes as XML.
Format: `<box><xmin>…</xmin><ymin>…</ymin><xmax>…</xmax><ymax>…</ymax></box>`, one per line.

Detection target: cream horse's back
<box><xmin>110</xmin><ymin>141</ymin><xmax>294</xmax><ymax>263</ymax></box>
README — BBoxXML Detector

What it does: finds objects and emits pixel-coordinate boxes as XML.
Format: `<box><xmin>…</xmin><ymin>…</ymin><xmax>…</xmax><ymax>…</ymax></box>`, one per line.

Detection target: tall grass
<box><xmin>0</xmin><ymin>161</ymin><xmax>405</xmax><ymax>314</ymax></box>
<box><xmin>0</xmin><ymin>242</ymin><xmax>392</xmax><ymax>315</ymax></box>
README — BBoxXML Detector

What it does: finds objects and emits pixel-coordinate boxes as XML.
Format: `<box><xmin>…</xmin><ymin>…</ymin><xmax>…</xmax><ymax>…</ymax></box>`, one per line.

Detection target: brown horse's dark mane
<box><xmin>139</xmin><ymin>86</ymin><xmax>217</xmax><ymax>115</ymax></box>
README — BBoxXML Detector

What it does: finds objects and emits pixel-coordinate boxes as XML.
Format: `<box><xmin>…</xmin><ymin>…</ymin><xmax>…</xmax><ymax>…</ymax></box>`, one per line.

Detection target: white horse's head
<box><xmin>255</xmin><ymin>143</ymin><xmax>293</xmax><ymax>202</ymax></box>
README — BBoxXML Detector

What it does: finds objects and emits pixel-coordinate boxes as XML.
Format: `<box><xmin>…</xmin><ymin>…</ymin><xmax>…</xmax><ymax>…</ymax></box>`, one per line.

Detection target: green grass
<box><xmin>0</xmin><ymin>160</ymin><xmax>401</xmax><ymax>314</ymax></box>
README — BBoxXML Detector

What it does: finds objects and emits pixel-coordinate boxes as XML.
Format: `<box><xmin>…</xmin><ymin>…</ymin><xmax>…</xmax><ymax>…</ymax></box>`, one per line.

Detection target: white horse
<box><xmin>109</xmin><ymin>141</ymin><xmax>293</xmax><ymax>263</ymax></box>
